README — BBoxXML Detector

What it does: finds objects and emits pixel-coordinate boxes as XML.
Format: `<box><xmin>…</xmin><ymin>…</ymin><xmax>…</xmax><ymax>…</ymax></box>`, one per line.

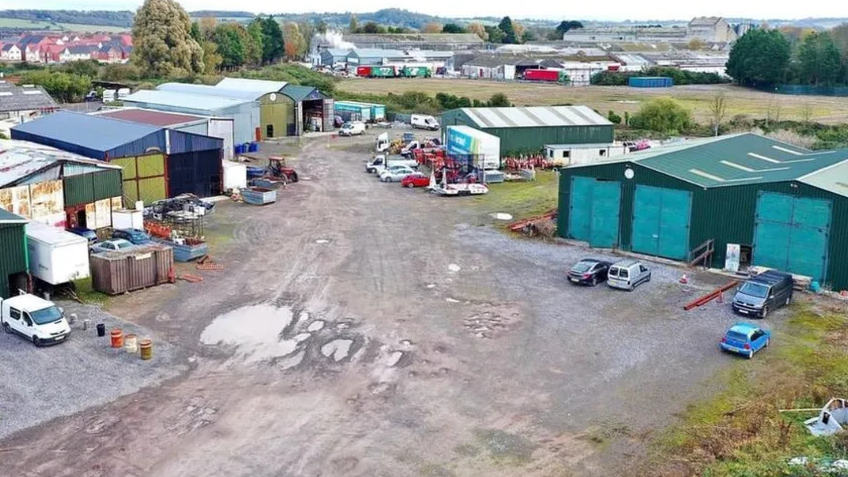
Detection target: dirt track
<box><xmin>2</xmin><ymin>134</ymin><xmax>768</xmax><ymax>476</ymax></box>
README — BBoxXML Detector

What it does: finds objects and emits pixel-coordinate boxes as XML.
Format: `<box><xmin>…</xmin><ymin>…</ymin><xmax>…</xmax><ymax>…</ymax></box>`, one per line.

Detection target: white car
<box><xmin>1</xmin><ymin>294</ymin><xmax>70</xmax><ymax>346</ymax></box>
<box><xmin>380</xmin><ymin>166</ymin><xmax>416</xmax><ymax>182</ymax></box>
<box><xmin>91</xmin><ymin>238</ymin><xmax>135</xmax><ymax>254</ymax></box>
<box><xmin>339</xmin><ymin>121</ymin><xmax>366</xmax><ymax>136</ymax></box>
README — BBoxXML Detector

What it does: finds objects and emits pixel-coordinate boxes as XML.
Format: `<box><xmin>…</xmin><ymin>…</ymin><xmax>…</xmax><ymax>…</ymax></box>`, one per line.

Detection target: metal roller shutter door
<box><xmin>567</xmin><ymin>176</ymin><xmax>621</xmax><ymax>248</ymax></box>
<box><xmin>631</xmin><ymin>185</ymin><xmax>692</xmax><ymax>260</ymax></box>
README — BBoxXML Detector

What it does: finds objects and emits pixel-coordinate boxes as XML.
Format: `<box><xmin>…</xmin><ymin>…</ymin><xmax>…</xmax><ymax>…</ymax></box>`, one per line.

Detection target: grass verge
<box><xmin>71</xmin><ymin>277</ymin><xmax>112</xmax><ymax>307</ymax></box>
<box><xmin>468</xmin><ymin>170</ymin><xmax>558</xmax><ymax>226</ymax></box>
<box><xmin>645</xmin><ymin>304</ymin><xmax>848</xmax><ymax>476</ymax></box>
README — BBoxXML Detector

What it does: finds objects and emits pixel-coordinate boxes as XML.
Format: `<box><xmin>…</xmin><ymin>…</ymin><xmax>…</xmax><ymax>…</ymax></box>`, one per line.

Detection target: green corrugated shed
<box><xmin>63</xmin><ymin>170</ymin><xmax>122</xmax><ymax>207</ymax></box>
<box><xmin>0</xmin><ymin>208</ymin><xmax>28</xmax><ymax>299</ymax></box>
<box><xmin>441</xmin><ymin>106</ymin><xmax>614</xmax><ymax>155</ymax></box>
<box><xmin>557</xmin><ymin>133</ymin><xmax>848</xmax><ymax>290</ymax></box>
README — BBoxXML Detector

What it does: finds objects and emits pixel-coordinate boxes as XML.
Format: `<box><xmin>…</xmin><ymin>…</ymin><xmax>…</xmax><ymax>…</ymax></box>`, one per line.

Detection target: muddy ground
<box><xmin>2</xmin><ymin>132</ymin><xmax>787</xmax><ymax>476</ymax></box>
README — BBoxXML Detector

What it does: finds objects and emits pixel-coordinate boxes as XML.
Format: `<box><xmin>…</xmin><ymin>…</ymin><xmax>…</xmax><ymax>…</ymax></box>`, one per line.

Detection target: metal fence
<box><xmin>768</xmin><ymin>84</ymin><xmax>848</xmax><ymax>97</ymax></box>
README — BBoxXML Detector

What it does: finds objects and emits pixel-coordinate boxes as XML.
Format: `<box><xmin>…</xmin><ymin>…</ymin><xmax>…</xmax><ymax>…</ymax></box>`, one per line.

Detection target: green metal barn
<box><xmin>441</xmin><ymin>106</ymin><xmax>614</xmax><ymax>155</ymax></box>
<box><xmin>0</xmin><ymin>208</ymin><xmax>28</xmax><ymax>299</ymax></box>
<box><xmin>556</xmin><ymin>133</ymin><xmax>848</xmax><ymax>290</ymax></box>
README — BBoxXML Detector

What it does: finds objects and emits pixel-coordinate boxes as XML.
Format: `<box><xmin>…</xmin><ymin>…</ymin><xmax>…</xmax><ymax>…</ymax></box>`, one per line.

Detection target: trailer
<box><xmin>334</xmin><ymin>101</ymin><xmax>385</xmax><ymax>123</ymax></box>
<box><xmin>356</xmin><ymin>66</ymin><xmax>372</xmax><ymax>77</ymax></box>
<box><xmin>400</xmin><ymin>66</ymin><xmax>431</xmax><ymax>78</ymax></box>
<box><xmin>369</xmin><ymin>66</ymin><xmax>397</xmax><ymax>78</ymax></box>
<box><xmin>524</xmin><ymin>69</ymin><xmax>565</xmax><ymax>83</ymax></box>
<box><xmin>445</xmin><ymin>125</ymin><xmax>501</xmax><ymax>170</ymax></box>
<box><xmin>25</xmin><ymin>222</ymin><xmax>90</xmax><ymax>287</ymax></box>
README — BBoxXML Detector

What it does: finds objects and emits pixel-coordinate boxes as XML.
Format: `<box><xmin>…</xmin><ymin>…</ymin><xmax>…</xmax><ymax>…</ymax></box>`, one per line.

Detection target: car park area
<box><xmin>0</xmin><ymin>131</ymin><xmax>808</xmax><ymax>477</ymax></box>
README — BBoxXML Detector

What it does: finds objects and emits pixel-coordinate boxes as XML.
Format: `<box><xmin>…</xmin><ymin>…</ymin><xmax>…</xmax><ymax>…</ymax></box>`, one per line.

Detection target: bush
<box><xmin>100</xmin><ymin>63</ymin><xmax>142</xmax><ymax>82</ymax></box>
<box><xmin>629</xmin><ymin>98</ymin><xmax>693</xmax><ymax>134</ymax></box>
<box><xmin>608</xmin><ymin>110</ymin><xmax>622</xmax><ymax>125</ymax></box>
<box><xmin>591</xmin><ymin>66</ymin><xmax>728</xmax><ymax>86</ymax></box>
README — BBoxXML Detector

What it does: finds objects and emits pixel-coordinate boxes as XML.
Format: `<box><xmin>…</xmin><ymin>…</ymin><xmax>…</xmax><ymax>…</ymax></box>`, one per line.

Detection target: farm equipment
<box><xmin>503</xmin><ymin>155</ymin><xmax>556</xmax><ymax>171</ymax></box>
<box><xmin>244</xmin><ymin>156</ymin><xmax>299</xmax><ymax>184</ymax></box>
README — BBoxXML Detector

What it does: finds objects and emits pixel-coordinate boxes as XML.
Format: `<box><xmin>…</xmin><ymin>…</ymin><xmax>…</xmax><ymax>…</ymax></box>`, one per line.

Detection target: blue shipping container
<box><xmin>628</xmin><ymin>76</ymin><xmax>674</xmax><ymax>88</ymax></box>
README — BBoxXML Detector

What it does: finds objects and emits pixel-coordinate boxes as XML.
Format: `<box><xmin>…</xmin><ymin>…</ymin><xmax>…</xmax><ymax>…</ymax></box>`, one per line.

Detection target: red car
<box><xmin>401</xmin><ymin>172</ymin><xmax>431</xmax><ymax>188</ymax></box>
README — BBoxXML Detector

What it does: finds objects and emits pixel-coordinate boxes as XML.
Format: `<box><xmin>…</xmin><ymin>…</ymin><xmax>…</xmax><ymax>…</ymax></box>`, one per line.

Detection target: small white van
<box><xmin>411</xmin><ymin>115</ymin><xmax>440</xmax><ymax>131</ymax></box>
<box><xmin>1</xmin><ymin>294</ymin><xmax>71</xmax><ymax>346</ymax></box>
<box><xmin>607</xmin><ymin>260</ymin><xmax>652</xmax><ymax>291</ymax></box>
<box><xmin>339</xmin><ymin>121</ymin><xmax>366</xmax><ymax>136</ymax></box>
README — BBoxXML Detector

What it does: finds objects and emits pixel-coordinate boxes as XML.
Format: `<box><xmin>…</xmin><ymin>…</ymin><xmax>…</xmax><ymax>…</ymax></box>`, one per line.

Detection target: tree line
<box><xmin>591</xmin><ymin>67</ymin><xmax>728</xmax><ymax>86</ymax></box>
<box><xmin>727</xmin><ymin>25</ymin><xmax>848</xmax><ymax>87</ymax></box>
<box><xmin>0</xmin><ymin>9</ymin><xmax>134</xmax><ymax>27</ymax></box>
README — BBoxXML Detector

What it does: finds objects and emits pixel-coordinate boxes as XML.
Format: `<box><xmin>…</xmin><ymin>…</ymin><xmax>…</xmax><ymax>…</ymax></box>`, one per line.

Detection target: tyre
<box><xmin>765</xmin><ymin>338</ymin><xmax>770</xmax><ymax>348</ymax></box>
<box><xmin>761</xmin><ymin>306</ymin><xmax>769</xmax><ymax>319</ymax></box>
<box><xmin>289</xmin><ymin>172</ymin><xmax>299</xmax><ymax>183</ymax></box>
<box><xmin>785</xmin><ymin>295</ymin><xmax>791</xmax><ymax>306</ymax></box>
<box><xmin>591</xmin><ymin>277</ymin><xmax>598</xmax><ymax>287</ymax></box>
<box><xmin>32</xmin><ymin>335</ymin><xmax>41</xmax><ymax>347</ymax></box>
<box><xmin>747</xmin><ymin>350</ymin><xmax>754</xmax><ymax>359</ymax></box>
<box><xmin>406</xmin><ymin>182</ymin><xmax>415</xmax><ymax>188</ymax></box>
<box><xmin>2</xmin><ymin>322</ymin><xmax>10</xmax><ymax>334</ymax></box>
<box><xmin>386</xmin><ymin>177</ymin><xmax>393</xmax><ymax>183</ymax></box>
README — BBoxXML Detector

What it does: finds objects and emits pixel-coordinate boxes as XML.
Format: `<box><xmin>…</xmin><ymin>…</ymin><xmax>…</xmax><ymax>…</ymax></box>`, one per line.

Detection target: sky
<box><xmin>12</xmin><ymin>0</ymin><xmax>848</xmax><ymax>21</ymax></box>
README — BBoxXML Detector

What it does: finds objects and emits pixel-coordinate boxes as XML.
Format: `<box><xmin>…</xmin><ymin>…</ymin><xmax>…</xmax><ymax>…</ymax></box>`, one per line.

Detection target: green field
<box><xmin>0</xmin><ymin>17</ymin><xmax>128</xmax><ymax>33</ymax></box>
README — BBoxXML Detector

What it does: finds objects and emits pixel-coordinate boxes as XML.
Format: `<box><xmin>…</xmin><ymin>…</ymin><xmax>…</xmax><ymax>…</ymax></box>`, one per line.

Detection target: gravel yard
<box><xmin>0</xmin><ymin>302</ymin><xmax>186</xmax><ymax>439</ymax></box>
<box><xmin>1</xmin><ymin>131</ymin><xmax>795</xmax><ymax>476</ymax></box>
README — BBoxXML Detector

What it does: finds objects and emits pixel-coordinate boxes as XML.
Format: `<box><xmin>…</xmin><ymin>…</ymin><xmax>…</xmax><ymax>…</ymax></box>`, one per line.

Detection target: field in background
<box><xmin>340</xmin><ymin>79</ymin><xmax>848</xmax><ymax>124</ymax></box>
<box><xmin>0</xmin><ymin>17</ymin><xmax>128</xmax><ymax>33</ymax></box>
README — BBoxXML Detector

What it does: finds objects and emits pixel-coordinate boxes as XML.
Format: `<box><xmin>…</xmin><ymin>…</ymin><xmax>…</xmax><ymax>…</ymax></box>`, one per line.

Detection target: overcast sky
<box><xmin>15</xmin><ymin>0</ymin><xmax>848</xmax><ymax>21</ymax></box>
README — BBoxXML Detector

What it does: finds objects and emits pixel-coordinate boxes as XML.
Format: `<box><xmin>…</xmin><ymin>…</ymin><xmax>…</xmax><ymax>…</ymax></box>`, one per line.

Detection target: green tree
<box><xmin>247</xmin><ymin>18</ymin><xmax>264</xmax><ymax>66</ymax></box>
<box><xmin>629</xmin><ymin>98</ymin><xmax>692</xmax><ymax>134</ymax></box>
<box><xmin>442</xmin><ymin>23</ymin><xmax>465</xmax><ymax>34</ymax></box>
<box><xmin>212</xmin><ymin>23</ymin><xmax>247</xmax><ymax>69</ymax></box>
<box><xmin>131</xmin><ymin>0</ymin><xmax>204</xmax><ymax>77</ymax></box>
<box><xmin>362</xmin><ymin>21</ymin><xmax>382</xmax><ymax>34</ymax></box>
<box><xmin>349</xmin><ymin>14</ymin><xmax>358</xmax><ymax>33</ymax></box>
<box><xmin>555</xmin><ymin>20</ymin><xmax>584</xmax><ymax>35</ymax></box>
<box><xmin>726</xmin><ymin>29</ymin><xmax>791</xmax><ymax>87</ymax></box>
<box><xmin>487</xmin><ymin>93</ymin><xmax>510</xmax><ymax>107</ymax></box>
<box><xmin>261</xmin><ymin>17</ymin><xmax>284</xmax><ymax>64</ymax></box>
<box><xmin>21</xmin><ymin>70</ymin><xmax>91</xmax><ymax>102</ymax></box>
<box><xmin>485</xmin><ymin>25</ymin><xmax>504</xmax><ymax>43</ymax></box>
<box><xmin>799</xmin><ymin>31</ymin><xmax>842</xmax><ymax>85</ymax></box>
<box><xmin>100</xmin><ymin>63</ymin><xmax>142</xmax><ymax>81</ymax></box>
<box><xmin>190</xmin><ymin>21</ymin><xmax>201</xmax><ymax>42</ymax></box>
<box><xmin>498</xmin><ymin>16</ymin><xmax>517</xmax><ymax>44</ymax></box>
<box><xmin>316</xmin><ymin>19</ymin><xmax>327</xmax><ymax>34</ymax></box>
<box><xmin>201</xmin><ymin>40</ymin><xmax>222</xmax><ymax>73</ymax></box>
<box><xmin>60</xmin><ymin>59</ymin><xmax>100</xmax><ymax>78</ymax></box>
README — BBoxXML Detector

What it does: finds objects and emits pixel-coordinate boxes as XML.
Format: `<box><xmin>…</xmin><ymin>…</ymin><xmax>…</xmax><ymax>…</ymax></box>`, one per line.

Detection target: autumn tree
<box><xmin>467</xmin><ymin>22</ymin><xmax>488</xmax><ymax>41</ymax></box>
<box><xmin>201</xmin><ymin>40</ymin><xmax>222</xmax><ymax>73</ymax></box>
<box><xmin>131</xmin><ymin>0</ymin><xmax>203</xmax><ymax>77</ymax></box>
<box><xmin>708</xmin><ymin>93</ymin><xmax>727</xmax><ymax>136</ymax></box>
<box><xmin>199</xmin><ymin>17</ymin><xmax>217</xmax><ymax>40</ymax></box>
<box><xmin>283</xmin><ymin>22</ymin><xmax>306</xmax><ymax>60</ymax></box>
<box><xmin>422</xmin><ymin>22</ymin><xmax>443</xmax><ymax>34</ymax></box>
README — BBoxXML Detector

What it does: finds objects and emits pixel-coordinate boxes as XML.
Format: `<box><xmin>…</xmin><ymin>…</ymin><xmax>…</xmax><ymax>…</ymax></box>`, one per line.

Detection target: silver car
<box><xmin>607</xmin><ymin>259</ymin><xmax>651</xmax><ymax>291</ymax></box>
<box><xmin>91</xmin><ymin>239</ymin><xmax>135</xmax><ymax>254</ymax></box>
<box><xmin>380</xmin><ymin>166</ymin><xmax>415</xmax><ymax>183</ymax></box>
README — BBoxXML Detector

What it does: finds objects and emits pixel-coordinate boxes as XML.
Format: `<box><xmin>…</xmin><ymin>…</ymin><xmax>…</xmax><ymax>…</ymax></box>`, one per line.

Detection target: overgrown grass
<box><xmin>646</xmin><ymin>305</ymin><xmax>848</xmax><ymax>476</ymax></box>
<box><xmin>468</xmin><ymin>170</ymin><xmax>559</xmax><ymax>224</ymax></box>
<box><xmin>71</xmin><ymin>277</ymin><xmax>112</xmax><ymax>307</ymax></box>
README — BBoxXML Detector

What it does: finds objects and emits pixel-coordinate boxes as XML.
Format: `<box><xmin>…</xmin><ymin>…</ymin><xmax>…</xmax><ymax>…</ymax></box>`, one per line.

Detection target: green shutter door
<box><xmin>631</xmin><ymin>185</ymin><xmax>692</xmax><ymax>260</ymax></box>
<box><xmin>753</xmin><ymin>192</ymin><xmax>831</xmax><ymax>282</ymax></box>
<box><xmin>567</xmin><ymin>176</ymin><xmax>621</xmax><ymax>248</ymax></box>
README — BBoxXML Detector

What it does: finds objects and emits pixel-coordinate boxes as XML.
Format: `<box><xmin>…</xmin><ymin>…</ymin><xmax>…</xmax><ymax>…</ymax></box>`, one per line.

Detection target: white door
<box><xmin>209</xmin><ymin>118</ymin><xmax>235</xmax><ymax>160</ymax></box>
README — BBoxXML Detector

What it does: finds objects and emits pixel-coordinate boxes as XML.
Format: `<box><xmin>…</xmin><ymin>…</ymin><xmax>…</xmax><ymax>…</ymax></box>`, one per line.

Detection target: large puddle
<box><xmin>200</xmin><ymin>304</ymin><xmax>299</xmax><ymax>364</ymax></box>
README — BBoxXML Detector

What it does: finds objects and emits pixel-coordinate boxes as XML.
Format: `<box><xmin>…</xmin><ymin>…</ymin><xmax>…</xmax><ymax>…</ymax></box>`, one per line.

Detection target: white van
<box><xmin>339</xmin><ymin>121</ymin><xmax>366</xmax><ymax>136</ymax></box>
<box><xmin>1</xmin><ymin>294</ymin><xmax>71</xmax><ymax>346</ymax></box>
<box><xmin>411</xmin><ymin>115</ymin><xmax>440</xmax><ymax>131</ymax></box>
<box><xmin>607</xmin><ymin>260</ymin><xmax>652</xmax><ymax>291</ymax></box>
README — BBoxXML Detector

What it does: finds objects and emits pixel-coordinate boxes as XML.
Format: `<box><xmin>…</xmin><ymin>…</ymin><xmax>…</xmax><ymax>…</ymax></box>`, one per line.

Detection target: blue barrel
<box><xmin>234</xmin><ymin>144</ymin><xmax>242</xmax><ymax>154</ymax></box>
<box><xmin>249</xmin><ymin>142</ymin><xmax>258</xmax><ymax>152</ymax></box>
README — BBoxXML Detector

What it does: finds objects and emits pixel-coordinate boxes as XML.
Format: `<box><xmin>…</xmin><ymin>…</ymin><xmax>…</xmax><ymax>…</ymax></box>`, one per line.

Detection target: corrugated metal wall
<box><xmin>260</xmin><ymin>95</ymin><xmax>293</xmax><ymax>139</ymax></box>
<box><xmin>173</xmin><ymin>121</ymin><xmax>208</xmax><ymax>136</ymax></box>
<box><xmin>64</xmin><ymin>170</ymin><xmax>123</xmax><ymax>207</ymax></box>
<box><xmin>112</xmin><ymin>154</ymin><xmax>167</xmax><ymax>206</ymax></box>
<box><xmin>168</xmin><ymin>130</ymin><xmax>224</xmax><ymax>155</ymax></box>
<box><xmin>122</xmin><ymin>101</ymin><xmax>259</xmax><ymax>145</ymax></box>
<box><xmin>0</xmin><ymin>223</ymin><xmax>28</xmax><ymax>299</ymax></box>
<box><xmin>104</xmin><ymin>130</ymin><xmax>167</xmax><ymax>160</ymax></box>
<box><xmin>557</xmin><ymin>163</ymin><xmax>848</xmax><ymax>290</ymax></box>
<box><xmin>90</xmin><ymin>245</ymin><xmax>174</xmax><ymax>295</ymax></box>
<box><xmin>168</xmin><ymin>150</ymin><xmax>223</xmax><ymax>197</ymax></box>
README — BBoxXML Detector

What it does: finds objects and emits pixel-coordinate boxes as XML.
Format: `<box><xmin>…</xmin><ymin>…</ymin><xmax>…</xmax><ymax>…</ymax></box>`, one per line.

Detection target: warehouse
<box><xmin>0</xmin><ymin>139</ymin><xmax>122</xmax><ymax>230</ymax></box>
<box><xmin>11</xmin><ymin>111</ymin><xmax>223</xmax><ymax>204</ymax></box>
<box><xmin>95</xmin><ymin>107</ymin><xmax>235</xmax><ymax>160</ymax></box>
<box><xmin>441</xmin><ymin>106</ymin><xmax>614</xmax><ymax>155</ymax></box>
<box><xmin>0</xmin><ymin>207</ymin><xmax>28</xmax><ymax>298</ymax></box>
<box><xmin>320</xmin><ymin>48</ymin><xmax>352</xmax><ymax>67</ymax></box>
<box><xmin>556</xmin><ymin>133</ymin><xmax>848</xmax><ymax>290</ymax></box>
<box><xmin>280</xmin><ymin>84</ymin><xmax>334</xmax><ymax>134</ymax></box>
<box><xmin>122</xmin><ymin>90</ymin><xmax>259</xmax><ymax>146</ymax></box>
<box><xmin>158</xmin><ymin>82</ymin><xmax>287</xmax><ymax>140</ymax></box>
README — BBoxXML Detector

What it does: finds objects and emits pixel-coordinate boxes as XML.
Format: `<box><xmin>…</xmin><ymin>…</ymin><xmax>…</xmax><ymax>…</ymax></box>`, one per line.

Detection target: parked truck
<box><xmin>26</xmin><ymin>222</ymin><xmax>90</xmax><ymax>289</ymax></box>
<box><xmin>400</xmin><ymin>66</ymin><xmax>432</xmax><ymax>78</ymax></box>
<box><xmin>523</xmin><ymin>69</ymin><xmax>567</xmax><ymax>83</ymax></box>
<box><xmin>366</xmin><ymin>155</ymin><xmax>419</xmax><ymax>175</ymax></box>
<box><xmin>445</xmin><ymin>125</ymin><xmax>501</xmax><ymax>170</ymax></box>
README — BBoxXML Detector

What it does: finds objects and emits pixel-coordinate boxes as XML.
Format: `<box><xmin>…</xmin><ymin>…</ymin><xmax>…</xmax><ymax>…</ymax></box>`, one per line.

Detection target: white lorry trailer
<box><xmin>26</xmin><ymin>222</ymin><xmax>90</xmax><ymax>287</ymax></box>
<box><xmin>445</xmin><ymin>125</ymin><xmax>501</xmax><ymax>170</ymax></box>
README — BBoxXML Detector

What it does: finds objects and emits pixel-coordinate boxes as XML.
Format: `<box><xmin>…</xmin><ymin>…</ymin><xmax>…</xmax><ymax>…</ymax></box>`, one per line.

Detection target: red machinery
<box><xmin>267</xmin><ymin>157</ymin><xmax>299</xmax><ymax>183</ymax></box>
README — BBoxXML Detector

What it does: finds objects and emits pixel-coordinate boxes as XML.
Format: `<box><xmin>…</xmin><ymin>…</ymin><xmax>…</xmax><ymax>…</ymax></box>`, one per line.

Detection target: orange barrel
<box><xmin>110</xmin><ymin>329</ymin><xmax>124</xmax><ymax>348</ymax></box>
<box><xmin>139</xmin><ymin>339</ymin><xmax>153</xmax><ymax>360</ymax></box>
<box><xmin>124</xmin><ymin>334</ymin><xmax>138</xmax><ymax>353</ymax></box>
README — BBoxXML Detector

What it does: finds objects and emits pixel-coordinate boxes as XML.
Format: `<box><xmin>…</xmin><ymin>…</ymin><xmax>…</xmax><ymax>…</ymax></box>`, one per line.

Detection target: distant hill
<box><xmin>0</xmin><ymin>9</ymin><xmax>133</xmax><ymax>28</ymax></box>
<box><xmin>190</xmin><ymin>11</ymin><xmax>255</xmax><ymax>19</ymax></box>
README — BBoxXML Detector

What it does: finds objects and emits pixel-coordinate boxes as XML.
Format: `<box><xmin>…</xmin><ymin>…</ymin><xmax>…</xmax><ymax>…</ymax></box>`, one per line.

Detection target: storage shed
<box><xmin>158</xmin><ymin>82</ymin><xmax>286</xmax><ymax>140</ymax></box>
<box><xmin>556</xmin><ymin>133</ymin><xmax>848</xmax><ymax>290</ymax></box>
<box><xmin>441</xmin><ymin>106</ymin><xmax>614</xmax><ymax>155</ymax></box>
<box><xmin>0</xmin><ymin>207</ymin><xmax>28</xmax><ymax>298</ymax></box>
<box><xmin>122</xmin><ymin>90</ymin><xmax>259</xmax><ymax>146</ymax></box>
<box><xmin>0</xmin><ymin>139</ymin><xmax>123</xmax><ymax>230</ymax></box>
<box><xmin>280</xmin><ymin>84</ymin><xmax>334</xmax><ymax>134</ymax></box>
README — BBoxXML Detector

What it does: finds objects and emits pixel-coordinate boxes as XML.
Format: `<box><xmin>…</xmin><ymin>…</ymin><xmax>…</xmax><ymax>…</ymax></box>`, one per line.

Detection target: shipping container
<box><xmin>25</xmin><ymin>221</ymin><xmax>90</xmax><ymax>286</ymax></box>
<box><xmin>90</xmin><ymin>245</ymin><xmax>174</xmax><ymax>295</ymax></box>
<box><xmin>334</xmin><ymin>101</ymin><xmax>384</xmax><ymax>123</ymax></box>
<box><xmin>524</xmin><ymin>69</ymin><xmax>562</xmax><ymax>82</ymax></box>
<box><xmin>400</xmin><ymin>66</ymin><xmax>431</xmax><ymax>78</ymax></box>
<box><xmin>445</xmin><ymin>126</ymin><xmax>501</xmax><ymax>170</ymax></box>
<box><xmin>356</xmin><ymin>66</ymin><xmax>372</xmax><ymax>77</ymax></box>
<box><xmin>369</xmin><ymin>66</ymin><xmax>397</xmax><ymax>78</ymax></box>
<box><xmin>628</xmin><ymin>76</ymin><xmax>673</xmax><ymax>88</ymax></box>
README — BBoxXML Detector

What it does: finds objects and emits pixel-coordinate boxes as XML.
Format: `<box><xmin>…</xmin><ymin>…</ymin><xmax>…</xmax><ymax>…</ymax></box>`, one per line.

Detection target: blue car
<box><xmin>112</xmin><ymin>228</ymin><xmax>153</xmax><ymax>245</ymax></box>
<box><xmin>66</xmin><ymin>226</ymin><xmax>97</xmax><ymax>243</ymax></box>
<box><xmin>720</xmin><ymin>323</ymin><xmax>771</xmax><ymax>359</ymax></box>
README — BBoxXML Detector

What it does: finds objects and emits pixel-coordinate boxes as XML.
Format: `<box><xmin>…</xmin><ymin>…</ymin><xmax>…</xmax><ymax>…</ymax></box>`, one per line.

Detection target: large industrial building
<box><xmin>11</xmin><ymin>111</ymin><xmax>224</xmax><ymax>204</ymax></box>
<box><xmin>556</xmin><ymin>133</ymin><xmax>848</xmax><ymax>289</ymax></box>
<box><xmin>441</xmin><ymin>106</ymin><xmax>614</xmax><ymax>155</ymax></box>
